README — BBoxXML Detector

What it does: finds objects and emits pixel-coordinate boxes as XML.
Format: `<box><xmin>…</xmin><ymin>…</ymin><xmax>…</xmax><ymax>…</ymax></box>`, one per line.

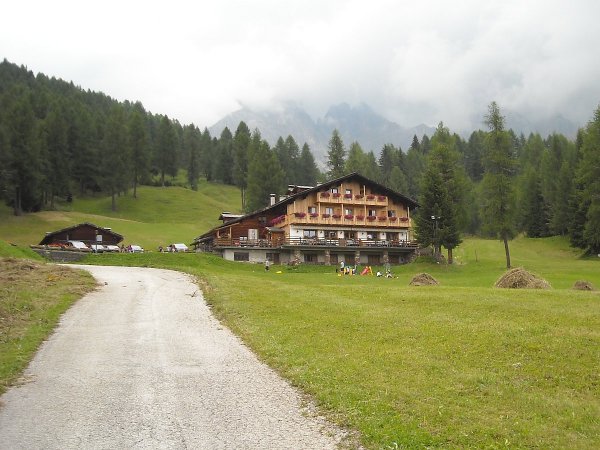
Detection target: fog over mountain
<box><xmin>210</xmin><ymin>103</ymin><xmax>579</xmax><ymax>164</ymax></box>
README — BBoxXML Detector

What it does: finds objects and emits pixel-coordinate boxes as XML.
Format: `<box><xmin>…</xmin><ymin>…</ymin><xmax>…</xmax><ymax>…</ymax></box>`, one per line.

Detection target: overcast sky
<box><xmin>2</xmin><ymin>0</ymin><xmax>599</xmax><ymax>131</ymax></box>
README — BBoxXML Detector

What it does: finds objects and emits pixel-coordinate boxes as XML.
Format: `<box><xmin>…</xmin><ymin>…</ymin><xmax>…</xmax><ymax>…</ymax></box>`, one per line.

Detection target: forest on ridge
<box><xmin>1</xmin><ymin>59</ymin><xmax>599</xmax><ymax>255</ymax></box>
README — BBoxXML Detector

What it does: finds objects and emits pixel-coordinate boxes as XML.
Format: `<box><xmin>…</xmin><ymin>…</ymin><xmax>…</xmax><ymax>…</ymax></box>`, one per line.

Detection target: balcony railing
<box><xmin>214</xmin><ymin>237</ymin><xmax>417</xmax><ymax>249</ymax></box>
<box><xmin>318</xmin><ymin>193</ymin><xmax>388</xmax><ymax>205</ymax></box>
<box><xmin>276</xmin><ymin>213</ymin><xmax>411</xmax><ymax>227</ymax></box>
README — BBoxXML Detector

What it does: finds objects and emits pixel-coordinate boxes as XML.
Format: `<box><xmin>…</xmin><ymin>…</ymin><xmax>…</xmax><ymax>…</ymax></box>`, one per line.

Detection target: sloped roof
<box><xmin>192</xmin><ymin>172</ymin><xmax>419</xmax><ymax>245</ymax></box>
<box><xmin>39</xmin><ymin>222</ymin><xmax>124</xmax><ymax>245</ymax></box>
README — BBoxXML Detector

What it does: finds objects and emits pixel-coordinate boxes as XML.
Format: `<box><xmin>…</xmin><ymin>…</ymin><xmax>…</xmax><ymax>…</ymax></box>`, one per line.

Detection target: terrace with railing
<box><xmin>213</xmin><ymin>236</ymin><xmax>418</xmax><ymax>249</ymax></box>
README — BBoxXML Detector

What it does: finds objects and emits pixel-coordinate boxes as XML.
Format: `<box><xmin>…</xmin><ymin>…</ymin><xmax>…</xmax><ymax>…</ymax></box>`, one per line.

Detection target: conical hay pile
<box><xmin>494</xmin><ymin>267</ymin><xmax>551</xmax><ymax>289</ymax></box>
<box><xmin>573</xmin><ymin>280</ymin><xmax>595</xmax><ymax>291</ymax></box>
<box><xmin>409</xmin><ymin>273</ymin><xmax>439</xmax><ymax>286</ymax></box>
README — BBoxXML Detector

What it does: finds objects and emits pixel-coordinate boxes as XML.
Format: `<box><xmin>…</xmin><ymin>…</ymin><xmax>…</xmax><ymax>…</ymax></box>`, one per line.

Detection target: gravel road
<box><xmin>0</xmin><ymin>265</ymin><xmax>347</xmax><ymax>449</ymax></box>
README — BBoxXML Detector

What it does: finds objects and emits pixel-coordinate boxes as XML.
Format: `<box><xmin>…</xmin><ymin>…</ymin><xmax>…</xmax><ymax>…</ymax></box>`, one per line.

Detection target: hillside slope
<box><xmin>0</xmin><ymin>181</ymin><xmax>242</xmax><ymax>250</ymax></box>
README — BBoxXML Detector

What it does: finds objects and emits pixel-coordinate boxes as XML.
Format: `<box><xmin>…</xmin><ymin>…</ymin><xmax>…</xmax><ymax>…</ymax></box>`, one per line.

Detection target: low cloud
<box><xmin>1</xmin><ymin>0</ymin><xmax>599</xmax><ymax>131</ymax></box>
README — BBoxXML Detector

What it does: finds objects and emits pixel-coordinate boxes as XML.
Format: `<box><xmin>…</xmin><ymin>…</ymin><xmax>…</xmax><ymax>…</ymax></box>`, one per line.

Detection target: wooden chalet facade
<box><xmin>39</xmin><ymin>222</ymin><xmax>123</xmax><ymax>246</ymax></box>
<box><xmin>192</xmin><ymin>173</ymin><xmax>419</xmax><ymax>265</ymax></box>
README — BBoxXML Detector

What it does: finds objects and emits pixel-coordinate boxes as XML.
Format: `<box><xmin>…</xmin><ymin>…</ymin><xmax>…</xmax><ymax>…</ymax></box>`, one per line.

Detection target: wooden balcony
<box><xmin>274</xmin><ymin>212</ymin><xmax>411</xmax><ymax>228</ymax></box>
<box><xmin>317</xmin><ymin>193</ymin><xmax>389</xmax><ymax>206</ymax></box>
<box><xmin>213</xmin><ymin>237</ymin><xmax>418</xmax><ymax>249</ymax></box>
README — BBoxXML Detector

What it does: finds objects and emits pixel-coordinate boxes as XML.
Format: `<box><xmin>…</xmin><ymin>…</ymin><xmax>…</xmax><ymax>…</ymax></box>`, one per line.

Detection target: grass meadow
<box><xmin>79</xmin><ymin>236</ymin><xmax>600</xmax><ymax>449</ymax></box>
<box><xmin>1</xmin><ymin>181</ymin><xmax>599</xmax><ymax>448</ymax></box>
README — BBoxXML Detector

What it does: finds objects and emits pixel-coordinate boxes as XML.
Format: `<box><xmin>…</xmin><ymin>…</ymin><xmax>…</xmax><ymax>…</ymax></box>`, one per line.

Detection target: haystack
<box><xmin>494</xmin><ymin>267</ymin><xmax>551</xmax><ymax>289</ymax></box>
<box><xmin>573</xmin><ymin>280</ymin><xmax>595</xmax><ymax>291</ymax></box>
<box><xmin>409</xmin><ymin>273</ymin><xmax>439</xmax><ymax>286</ymax></box>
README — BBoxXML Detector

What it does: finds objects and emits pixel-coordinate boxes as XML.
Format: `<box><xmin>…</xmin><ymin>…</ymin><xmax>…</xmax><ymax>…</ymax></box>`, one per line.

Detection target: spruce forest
<box><xmin>1</xmin><ymin>59</ymin><xmax>599</xmax><ymax>255</ymax></box>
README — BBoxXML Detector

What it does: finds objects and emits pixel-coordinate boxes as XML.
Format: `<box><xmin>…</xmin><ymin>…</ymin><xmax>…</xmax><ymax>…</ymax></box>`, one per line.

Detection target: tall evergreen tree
<box><xmin>345</xmin><ymin>141</ymin><xmax>366</xmax><ymax>174</ymax></box>
<box><xmin>414</xmin><ymin>122</ymin><xmax>465</xmax><ymax>263</ymax></box>
<box><xmin>101</xmin><ymin>105</ymin><xmax>129</xmax><ymax>211</ymax></box>
<box><xmin>198</xmin><ymin>127</ymin><xmax>214</xmax><ymax>181</ymax></box>
<box><xmin>464</xmin><ymin>131</ymin><xmax>485</xmax><ymax>181</ymax></box>
<box><xmin>362</xmin><ymin>151</ymin><xmax>381</xmax><ymax>181</ymax></box>
<box><xmin>297</xmin><ymin>143</ymin><xmax>319</xmax><ymax>186</ymax></box>
<box><xmin>405</xmin><ymin>135</ymin><xmax>425</xmax><ymax>199</ymax></box>
<box><xmin>3</xmin><ymin>86</ymin><xmax>42</xmax><ymax>214</ymax></box>
<box><xmin>378</xmin><ymin>144</ymin><xmax>399</xmax><ymax>185</ymax></box>
<box><xmin>246</xmin><ymin>130</ymin><xmax>283</xmax><ymax>212</ymax></box>
<box><xmin>576</xmin><ymin>105</ymin><xmax>600</xmax><ymax>253</ymax></box>
<box><xmin>155</xmin><ymin>115</ymin><xmax>178</xmax><ymax>186</ymax></box>
<box><xmin>128</xmin><ymin>105</ymin><xmax>149</xmax><ymax>198</ymax></box>
<box><xmin>519</xmin><ymin>168</ymin><xmax>549</xmax><ymax>237</ymax></box>
<box><xmin>232</xmin><ymin>121</ymin><xmax>251</xmax><ymax>207</ymax></box>
<box><xmin>326</xmin><ymin>129</ymin><xmax>346</xmax><ymax>179</ymax></box>
<box><xmin>481</xmin><ymin>102</ymin><xmax>516</xmax><ymax>268</ymax></box>
<box><xmin>213</xmin><ymin>127</ymin><xmax>234</xmax><ymax>184</ymax></box>
<box><xmin>42</xmin><ymin>102</ymin><xmax>70</xmax><ymax>208</ymax></box>
<box><xmin>183</xmin><ymin>124</ymin><xmax>201</xmax><ymax>191</ymax></box>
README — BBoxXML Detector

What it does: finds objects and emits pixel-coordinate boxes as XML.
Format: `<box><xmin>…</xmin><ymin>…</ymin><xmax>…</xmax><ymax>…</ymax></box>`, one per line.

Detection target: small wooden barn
<box><xmin>39</xmin><ymin>222</ymin><xmax>123</xmax><ymax>246</ymax></box>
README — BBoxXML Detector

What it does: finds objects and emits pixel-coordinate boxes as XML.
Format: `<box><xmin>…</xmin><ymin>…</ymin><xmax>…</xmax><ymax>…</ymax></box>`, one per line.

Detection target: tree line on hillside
<box><xmin>322</xmin><ymin>101</ymin><xmax>600</xmax><ymax>261</ymax></box>
<box><xmin>0</xmin><ymin>60</ymin><xmax>320</xmax><ymax>215</ymax></box>
<box><xmin>1</xmin><ymin>59</ymin><xmax>599</xmax><ymax>257</ymax></box>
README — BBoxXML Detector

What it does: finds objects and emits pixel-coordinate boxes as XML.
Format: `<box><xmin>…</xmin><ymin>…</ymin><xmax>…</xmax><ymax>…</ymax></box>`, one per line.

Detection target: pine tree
<box><xmin>246</xmin><ymin>130</ymin><xmax>283</xmax><ymax>212</ymax></box>
<box><xmin>155</xmin><ymin>115</ymin><xmax>178</xmax><ymax>186</ymax></box>
<box><xmin>3</xmin><ymin>87</ymin><xmax>43</xmax><ymax>214</ymax></box>
<box><xmin>464</xmin><ymin>131</ymin><xmax>485</xmax><ymax>181</ymax></box>
<box><xmin>326</xmin><ymin>129</ymin><xmax>346</xmax><ymax>179</ymax></box>
<box><xmin>481</xmin><ymin>102</ymin><xmax>516</xmax><ymax>268</ymax></box>
<box><xmin>198</xmin><ymin>128</ymin><xmax>214</xmax><ymax>181</ymax></box>
<box><xmin>378</xmin><ymin>144</ymin><xmax>399</xmax><ymax>185</ymax></box>
<box><xmin>576</xmin><ymin>105</ymin><xmax>600</xmax><ymax>253</ymax></box>
<box><xmin>42</xmin><ymin>102</ymin><xmax>70</xmax><ymax>208</ymax></box>
<box><xmin>213</xmin><ymin>127</ymin><xmax>233</xmax><ymax>184</ymax></box>
<box><xmin>232</xmin><ymin>121</ymin><xmax>251</xmax><ymax>207</ymax></box>
<box><xmin>297</xmin><ymin>143</ymin><xmax>319</xmax><ymax>186</ymax></box>
<box><xmin>520</xmin><ymin>168</ymin><xmax>549</xmax><ymax>237</ymax></box>
<box><xmin>345</xmin><ymin>141</ymin><xmax>366</xmax><ymax>174</ymax></box>
<box><xmin>414</xmin><ymin>122</ymin><xmax>465</xmax><ymax>263</ymax></box>
<box><xmin>102</xmin><ymin>105</ymin><xmax>129</xmax><ymax>211</ymax></box>
<box><xmin>362</xmin><ymin>151</ymin><xmax>381</xmax><ymax>181</ymax></box>
<box><xmin>128</xmin><ymin>105</ymin><xmax>149</xmax><ymax>198</ymax></box>
<box><xmin>405</xmin><ymin>135</ymin><xmax>425</xmax><ymax>199</ymax></box>
<box><xmin>183</xmin><ymin>124</ymin><xmax>201</xmax><ymax>191</ymax></box>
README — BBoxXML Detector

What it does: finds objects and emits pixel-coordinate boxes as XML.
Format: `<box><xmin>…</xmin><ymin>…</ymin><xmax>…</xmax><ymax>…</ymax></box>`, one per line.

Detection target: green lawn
<box><xmin>84</xmin><ymin>236</ymin><xmax>600</xmax><ymax>449</ymax></box>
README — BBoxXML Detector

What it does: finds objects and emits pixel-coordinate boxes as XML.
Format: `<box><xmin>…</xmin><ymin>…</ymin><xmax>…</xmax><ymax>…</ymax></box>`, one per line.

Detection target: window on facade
<box><xmin>266</xmin><ymin>253</ymin><xmax>280</xmax><ymax>264</ymax></box>
<box><xmin>308</xmin><ymin>206</ymin><xmax>317</xmax><ymax>214</ymax></box>
<box><xmin>327</xmin><ymin>231</ymin><xmax>337</xmax><ymax>239</ymax></box>
<box><xmin>368</xmin><ymin>209</ymin><xmax>377</xmax><ymax>216</ymax></box>
<box><xmin>304</xmin><ymin>253</ymin><xmax>318</xmax><ymax>263</ymax></box>
<box><xmin>258</xmin><ymin>216</ymin><xmax>267</xmax><ymax>225</ymax></box>
<box><xmin>347</xmin><ymin>231</ymin><xmax>356</xmax><ymax>239</ymax></box>
<box><xmin>303</xmin><ymin>229</ymin><xmax>317</xmax><ymax>238</ymax></box>
<box><xmin>325</xmin><ymin>207</ymin><xmax>334</xmax><ymax>215</ymax></box>
<box><xmin>331</xmin><ymin>187</ymin><xmax>339</xmax><ymax>194</ymax></box>
<box><xmin>344</xmin><ymin>208</ymin><xmax>353</xmax><ymax>216</ymax></box>
<box><xmin>345</xmin><ymin>188</ymin><xmax>352</xmax><ymax>195</ymax></box>
<box><xmin>387</xmin><ymin>210</ymin><xmax>396</xmax><ymax>217</ymax></box>
<box><xmin>234</xmin><ymin>252</ymin><xmax>249</xmax><ymax>261</ymax></box>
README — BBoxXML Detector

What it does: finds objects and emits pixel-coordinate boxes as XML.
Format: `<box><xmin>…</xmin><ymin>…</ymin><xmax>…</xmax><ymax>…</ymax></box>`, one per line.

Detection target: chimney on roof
<box><xmin>270</xmin><ymin>194</ymin><xmax>276</xmax><ymax>206</ymax></box>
